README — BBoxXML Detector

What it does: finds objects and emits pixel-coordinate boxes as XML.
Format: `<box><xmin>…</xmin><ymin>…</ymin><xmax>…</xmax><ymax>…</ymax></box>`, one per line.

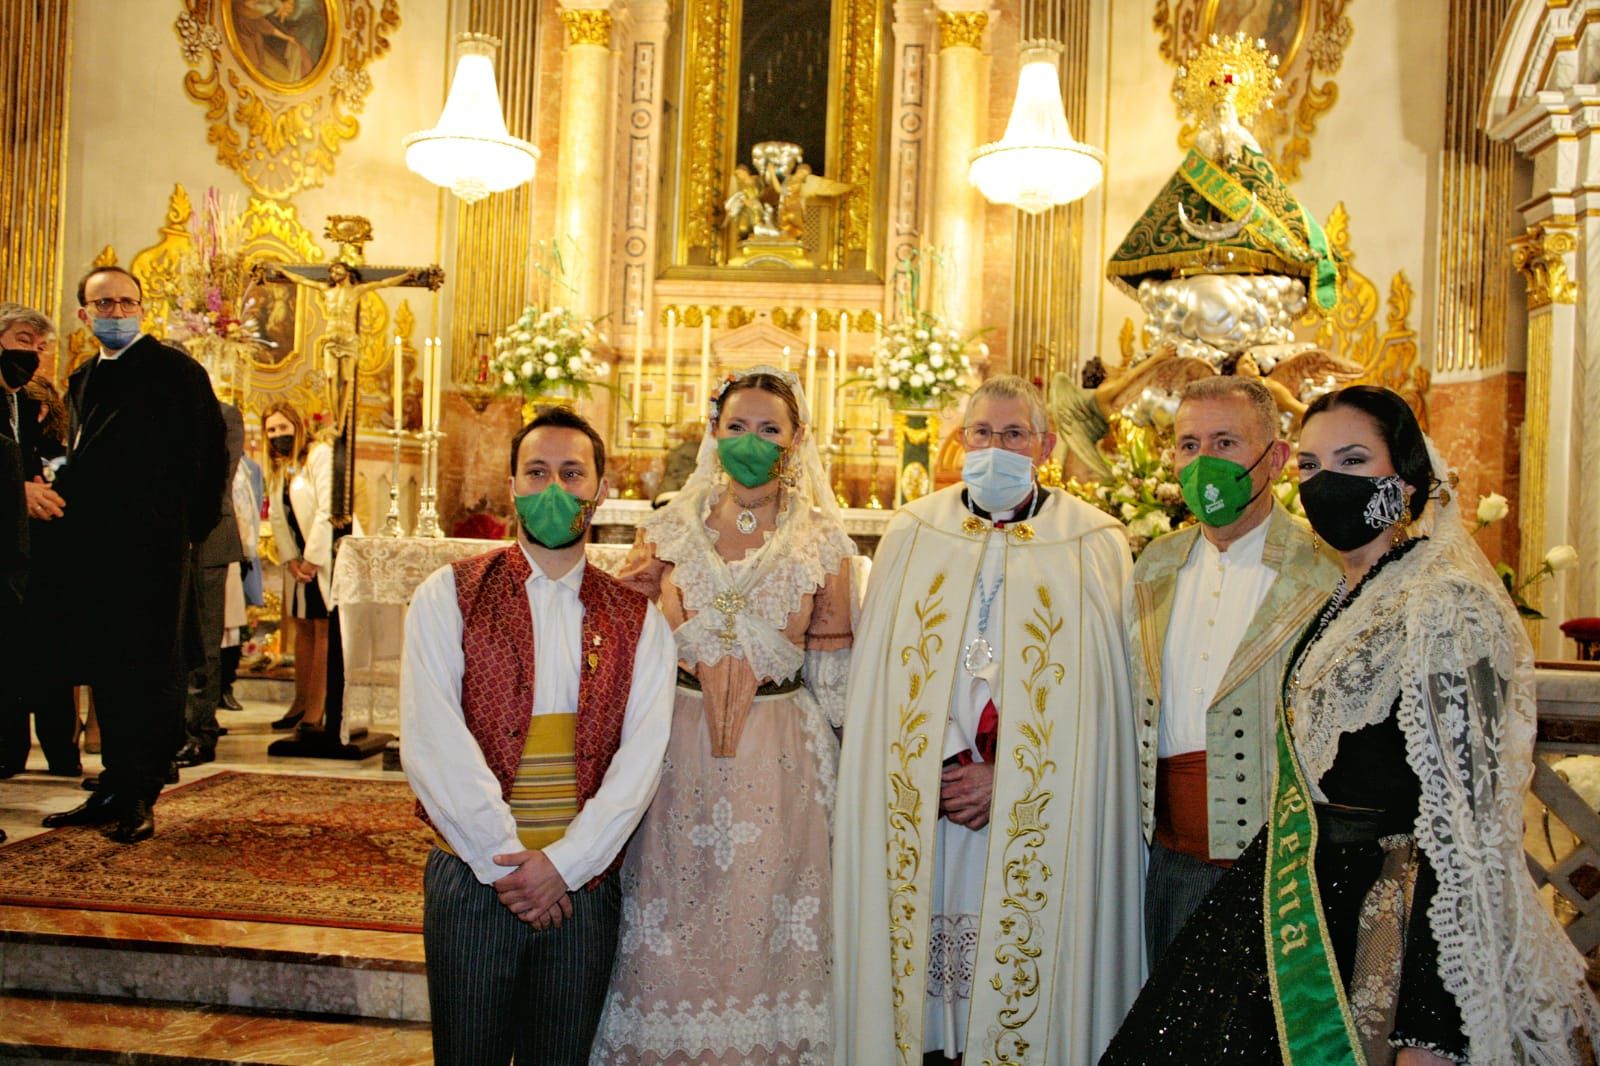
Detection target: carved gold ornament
<box><xmin>887</xmin><ymin>570</ymin><xmax>947</xmax><ymax>1065</ymax></box>
<box><xmin>1511</xmin><ymin>223</ymin><xmax>1580</xmax><ymax>311</ymax></box>
<box><xmin>175</xmin><ymin>0</ymin><xmax>401</xmax><ymax>199</ymax></box>
<box><xmin>1156</xmin><ymin>0</ymin><xmax>1353</xmax><ymax>181</ymax></box>
<box><xmin>937</xmin><ymin>11</ymin><xmax>988</xmax><ymax>50</ymax></box>
<box><xmin>560</xmin><ymin>8</ymin><xmax>613</xmax><ymax>47</ymax></box>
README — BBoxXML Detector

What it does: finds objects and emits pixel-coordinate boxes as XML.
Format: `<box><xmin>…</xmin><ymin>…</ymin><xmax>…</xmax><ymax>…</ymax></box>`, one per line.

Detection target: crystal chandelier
<box><xmin>404</xmin><ymin>33</ymin><xmax>538</xmax><ymax>204</ymax></box>
<box><xmin>968</xmin><ymin>41</ymin><xmax>1103</xmax><ymax>214</ymax></box>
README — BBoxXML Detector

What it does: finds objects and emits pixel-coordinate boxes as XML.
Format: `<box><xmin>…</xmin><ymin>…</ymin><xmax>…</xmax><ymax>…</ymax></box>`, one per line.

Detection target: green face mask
<box><xmin>1177</xmin><ymin>447</ymin><xmax>1270</xmax><ymax>527</ymax></box>
<box><xmin>717</xmin><ymin>432</ymin><xmax>784</xmax><ymax>488</ymax></box>
<box><xmin>514</xmin><ymin>483</ymin><xmax>598</xmax><ymax>549</ymax></box>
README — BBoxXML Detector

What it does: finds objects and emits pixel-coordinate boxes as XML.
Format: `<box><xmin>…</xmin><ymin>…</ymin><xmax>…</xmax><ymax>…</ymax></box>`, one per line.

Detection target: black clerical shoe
<box><xmin>164</xmin><ymin>761</ymin><xmax>180</xmax><ymax>785</ymax></box>
<box><xmin>174</xmin><ymin>741</ymin><xmax>214</xmax><ymax>768</ymax></box>
<box><xmin>0</xmin><ymin>827</ymin><xmax>7</xmax><ymax>844</ymax></box>
<box><xmin>81</xmin><ymin>775</ymin><xmax>100</xmax><ymax>791</ymax></box>
<box><xmin>42</xmin><ymin>790</ymin><xmax>120</xmax><ymax>828</ymax></box>
<box><xmin>107</xmin><ymin>798</ymin><xmax>154</xmax><ymax>844</ymax></box>
<box><xmin>219</xmin><ymin>690</ymin><xmax>244</xmax><ymax>712</ymax></box>
<box><xmin>46</xmin><ymin>762</ymin><xmax>83</xmax><ymax>777</ymax></box>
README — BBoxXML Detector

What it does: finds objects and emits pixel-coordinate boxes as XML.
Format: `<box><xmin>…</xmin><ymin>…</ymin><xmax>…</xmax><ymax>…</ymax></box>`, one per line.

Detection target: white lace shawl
<box><xmin>1286</xmin><ymin>441</ymin><xmax>1600</xmax><ymax>1064</ymax></box>
<box><xmin>637</xmin><ymin>377</ymin><xmax>856</xmax><ymax>703</ymax></box>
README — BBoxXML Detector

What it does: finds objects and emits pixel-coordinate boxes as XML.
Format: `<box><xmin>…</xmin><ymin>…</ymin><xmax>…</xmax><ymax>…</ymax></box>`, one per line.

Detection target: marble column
<box><xmin>555</xmin><ymin>2</ymin><xmax>617</xmax><ymax>321</ymax></box>
<box><xmin>927</xmin><ymin>2</ymin><xmax>989</xmax><ymax>333</ymax></box>
<box><xmin>614</xmin><ymin>0</ymin><xmax>671</xmax><ymax>352</ymax></box>
<box><xmin>887</xmin><ymin>0</ymin><xmax>934</xmax><ymax>323</ymax></box>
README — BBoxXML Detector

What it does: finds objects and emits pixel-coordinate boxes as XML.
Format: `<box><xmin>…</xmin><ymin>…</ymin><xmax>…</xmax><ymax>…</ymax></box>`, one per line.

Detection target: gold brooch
<box><xmin>587</xmin><ymin>651</ymin><xmax>599</xmax><ymax>671</ymax></box>
<box><xmin>1007</xmin><ymin>523</ymin><xmax>1035</xmax><ymax>542</ymax></box>
<box><xmin>962</xmin><ymin>516</ymin><xmax>989</xmax><ymax>537</ymax></box>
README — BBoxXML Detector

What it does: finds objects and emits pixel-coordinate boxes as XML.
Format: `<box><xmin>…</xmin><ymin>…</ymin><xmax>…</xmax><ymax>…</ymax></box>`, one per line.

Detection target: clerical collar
<box><xmin>962</xmin><ymin>483</ymin><xmax>1047</xmax><ymax>527</ymax></box>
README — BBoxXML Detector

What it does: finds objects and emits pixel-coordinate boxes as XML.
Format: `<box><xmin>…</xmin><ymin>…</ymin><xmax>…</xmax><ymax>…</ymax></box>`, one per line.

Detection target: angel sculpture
<box><xmin>774</xmin><ymin>163</ymin><xmax>853</xmax><ymax>239</ymax></box>
<box><xmin>724</xmin><ymin>164</ymin><xmax>777</xmax><ymax>240</ymax></box>
<box><xmin>1049</xmin><ymin>344</ymin><xmax>1361</xmax><ymax>478</ymax></box>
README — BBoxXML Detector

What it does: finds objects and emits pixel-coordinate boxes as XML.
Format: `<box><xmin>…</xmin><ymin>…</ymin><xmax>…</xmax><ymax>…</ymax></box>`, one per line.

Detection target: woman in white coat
<box><xmin>262</xmin><ymin>402</ymin><xmax>334</xmax><ymax>732</ymax></box>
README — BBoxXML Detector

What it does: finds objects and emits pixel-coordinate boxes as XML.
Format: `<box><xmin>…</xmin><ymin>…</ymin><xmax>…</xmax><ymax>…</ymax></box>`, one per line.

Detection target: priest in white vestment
<box><xmin>833</xmin><ymin>375</ymin><xmax>1144</xmax><ymax>1065</ymax></box>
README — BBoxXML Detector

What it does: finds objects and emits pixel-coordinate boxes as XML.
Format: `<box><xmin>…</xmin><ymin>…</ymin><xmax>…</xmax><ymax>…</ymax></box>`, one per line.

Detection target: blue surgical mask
<box><xmin>90</xmin><ymin>317</ymin><xmax>140</xmax><ymax>350</ymax></box>
<box><xmin>962</xmin><ymin>447</ymin><xmax>1036</xmax><ymax>513</ymax></box>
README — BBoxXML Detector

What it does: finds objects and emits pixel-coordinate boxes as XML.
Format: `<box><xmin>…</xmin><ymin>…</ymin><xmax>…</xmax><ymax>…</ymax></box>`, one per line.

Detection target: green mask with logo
<box><xmin>514</xmin><ymin>484</ymin><xmax>598</xmax><ymax>549</ymax></box>
<box><xmin>717</xmin><ymin>433</ymin><xmax>784</xmax><ymax>488</ymax></box>
<box><xmin>1177</xmin><ymin>447</ymin><xmax>1270</xmax><ymax>527</ymax></box>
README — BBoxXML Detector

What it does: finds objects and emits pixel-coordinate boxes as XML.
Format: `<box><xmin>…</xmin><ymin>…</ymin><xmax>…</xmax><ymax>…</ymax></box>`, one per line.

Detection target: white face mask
<box><xmin>962</xmin><ymin>447</ymin><xmax>1036</xmax><ymax>513</ymax></box>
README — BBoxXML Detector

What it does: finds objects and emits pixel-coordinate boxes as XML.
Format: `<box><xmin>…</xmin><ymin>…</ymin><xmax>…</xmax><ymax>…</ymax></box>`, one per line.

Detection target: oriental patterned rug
<box><xmin>0</xmin><ymin>771</ymin><xmax>429</xmax><ymax>932</ymax></box>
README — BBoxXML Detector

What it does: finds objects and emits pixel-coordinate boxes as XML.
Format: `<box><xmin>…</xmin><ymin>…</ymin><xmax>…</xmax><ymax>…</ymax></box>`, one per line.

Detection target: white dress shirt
<box><xmin>400</xmin><ymin>545</ymin><xmax>676</xmax><ymax>887</ymax></box>
<box><xmin>1157</xmin><ymin>517</ymin><xmax>1276</xmax><ymax>758</ymax></box>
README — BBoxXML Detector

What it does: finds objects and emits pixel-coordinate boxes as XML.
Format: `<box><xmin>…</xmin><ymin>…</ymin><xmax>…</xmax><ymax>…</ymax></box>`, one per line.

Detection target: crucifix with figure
<box><xmin>254</xmin><ymin>215</ymin><xmax>444</xmax><ymax>761</ymax></box>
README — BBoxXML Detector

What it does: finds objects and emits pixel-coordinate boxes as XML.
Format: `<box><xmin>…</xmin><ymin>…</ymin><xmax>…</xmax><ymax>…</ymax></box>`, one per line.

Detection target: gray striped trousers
<box><xmin>424</xmin><ymin>847</ymin><xmax>621</xmax><ymax>1065</ymax></box>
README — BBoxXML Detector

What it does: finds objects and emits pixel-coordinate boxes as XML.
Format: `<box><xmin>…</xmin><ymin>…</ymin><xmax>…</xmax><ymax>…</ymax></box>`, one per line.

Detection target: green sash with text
<box><xmin>1263</xmin><ymin>701</ymin><xmax>1365</xmax><ymax>1066</ymax></box>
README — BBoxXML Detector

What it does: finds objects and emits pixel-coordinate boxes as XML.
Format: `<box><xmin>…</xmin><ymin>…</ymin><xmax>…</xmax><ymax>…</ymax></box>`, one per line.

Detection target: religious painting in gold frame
<box><xmin>669</xmin><ymin>0</ymin><xmax>887</xmax><ymax>276</ymax></box>
<box><xmin>175</xmin><ymin>0</ymin><xmax>401</xmax><ymax>199</ymax></box>
<box><xmin>1154</xmin><ymin>0</ymin><xmax>1352</xmax><ymax>181</ymax></box>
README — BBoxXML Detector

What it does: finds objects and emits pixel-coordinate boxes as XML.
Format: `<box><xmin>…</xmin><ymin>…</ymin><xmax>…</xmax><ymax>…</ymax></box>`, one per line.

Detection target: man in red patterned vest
<box><xmin>401</xmin><ymin>408</ymin><xmax>675</xmax><ymax>1065</ymax></box>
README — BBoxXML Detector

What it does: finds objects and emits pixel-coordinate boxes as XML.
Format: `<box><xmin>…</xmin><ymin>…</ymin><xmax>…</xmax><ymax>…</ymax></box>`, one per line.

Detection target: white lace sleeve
<box><xmin>805</xmin><ymin>646</ymin><xmax>852</xmax><ymax>729</ymax></box>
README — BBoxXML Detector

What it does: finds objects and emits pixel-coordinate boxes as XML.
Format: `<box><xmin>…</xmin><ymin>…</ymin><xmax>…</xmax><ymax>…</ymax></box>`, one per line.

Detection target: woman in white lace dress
<box><xmin>592</xmin><ymin>367</ymin><xmax>856</xmax><ymax>1065</ymax></box>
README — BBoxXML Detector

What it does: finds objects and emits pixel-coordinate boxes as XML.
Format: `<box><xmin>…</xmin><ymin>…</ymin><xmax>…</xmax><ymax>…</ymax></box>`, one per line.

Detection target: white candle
<box><xmin>631</xmin><ymin>307</ymin><xmax>645</xmax><ymax>421</ymax></box>
<box><xmin>804</xmin><ymin>344</ymin><xmax>817</xmax><ymax>427</ymax></box>
<box><xmin>699</xmin><ymin>310</ymin><xmax>712</xmax><ymax>420</ymax></box>
<box><xmin>664</xmin><ymin>309</ymin><xmax>677</xmax><ymax>423</ymax></box>
<box><xmin>781</xmin><ymin>345</ymin><xmax>791</xmax><ymax>374</ymax></box>
<box><xmin>392</xmin><ymin>336</ymin><xmax>404</xmax><ymax>430</ymax></box>
<box><xmin>824</xmin><ymin>348</ymin><xmax>837</xmax><ymax>442</ymax></box>
<box><xmin>807</xmin><ymin>310</ymin><xmax>818</xmax><ymax>357</ymax></box>
<box><xmin>420</xmin><ymin>338</ymin><xmax>432</xmax><ymax>431</ymax></box>
<box><xmin>839</xmin><ymin>311</ymin><xmax>850</xmax><ymax>374</ymax></box>
<box><xmin>431</xmin><ymin>337</ymin><xmax>444</xmax><ymax>433</ymax></box>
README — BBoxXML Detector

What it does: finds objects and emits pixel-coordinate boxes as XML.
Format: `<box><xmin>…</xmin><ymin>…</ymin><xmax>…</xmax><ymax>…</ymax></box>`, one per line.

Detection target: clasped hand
<box><xmin>25</xmin><ymin>478</ymin><xmax>64</xmax><ymax>521</ymax></box>
<box><xmin>939</xmin><ymin>761</ymin><xmax>995</xmax><ymax>830</ymax></box>
<box><xmin>492</xmin><ymin>848</ymin><xmax>575</xmax><ymax>930</ymax></box>
<box><xmin>287</xmin><ymin>559</ymin><xmax>318</xmax><ymax>583</ymax></box>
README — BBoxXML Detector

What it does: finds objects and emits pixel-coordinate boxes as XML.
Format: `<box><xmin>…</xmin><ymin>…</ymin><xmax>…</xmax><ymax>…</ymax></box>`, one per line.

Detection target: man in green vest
<box><xmin>1128</xmin><ymin>376</ymin><xmax>1339</xmax><ymax>964</ymax></box>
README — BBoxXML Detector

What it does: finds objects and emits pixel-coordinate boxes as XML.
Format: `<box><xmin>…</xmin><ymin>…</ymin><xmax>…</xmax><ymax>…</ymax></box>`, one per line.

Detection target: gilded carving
<box><xmin>987</xmin><ymin>582</ymin><xmax>1064</xmax><ymax>1063</ymax></box>
<box><xmin>560</xmin><ymin>8</ymin><xmax>614</xmax><ymax>47</ymax></box>
<box><xmin>936</xmin><ymin>11</ymin><xmax>987</xmax><ymax>50</ymax></box>
<box><xmin>175</xmin><ymin>0</ymin><xmax>400</xmax><ymax>199</ymax></box>
<box><xmin>1155</xmin><ymin>0</ymin><xmax>1352</xmax><ymax>181</ymax></box>
<box><xmin>887</xmin><ymin>570</ymin><xmax>947</xmax><ymax>1065</ymax></box>
<box><xmin>1361</xmin><ymin>271</ymin><xmax>1430</xmax><ymax>432</ymax></box>
<box><xmin>1511</xmin><ymin>224</ymin><xmax>1580</xmax><ymax>310</ymax></box>
<box><xmin>1298</xmin><ymin>202</ymin><xmax>1378</xmax><ymax>367</ymax></box>
<box><xmin>835</xmin><ymin>0</ymin><xmax>883</xmax><ymax>263</ymax></box>
<box><xmin>130</xmin><ymin>185</ymin><xmax>202</xmax><ymax>338</ymax></box>
<box><xmin>679</xmin><ymin>0</ymin><xmax>735</xmax><ymax>263</ymax></box>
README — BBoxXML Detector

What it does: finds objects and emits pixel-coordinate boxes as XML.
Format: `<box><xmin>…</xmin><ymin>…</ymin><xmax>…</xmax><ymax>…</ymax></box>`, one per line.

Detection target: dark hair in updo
<box><xmin>713</xmin><ymin>373</ymin><xmax>802</xmax><ymax>431</ymax></box>
<box><xmin>1302</xmin><ymin>385</ymin><xmax>1431</xmax><ymax>521</ymax></box>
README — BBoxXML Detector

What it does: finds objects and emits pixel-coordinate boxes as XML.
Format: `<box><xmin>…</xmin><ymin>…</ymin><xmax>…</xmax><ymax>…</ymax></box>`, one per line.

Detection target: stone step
<box><xmin>0</xmin><ymin>990</ymin><xmax>432</xmax><ymax>1064</ymax></box>
<box><xmin>0</xmin><ymin>907</ymin><xmax>428</xmax><ymax>1023</ymax></box>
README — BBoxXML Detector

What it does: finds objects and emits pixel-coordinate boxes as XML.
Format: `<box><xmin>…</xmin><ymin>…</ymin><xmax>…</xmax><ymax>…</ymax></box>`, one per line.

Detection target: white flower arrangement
<box><xmin>869</xmin><ymin>311</ymin><xmax>975</xmax><ymax>409</ymax></box>
<box><xmin>1474</xmin><ymin>491</ymin><xmax>1577</xmax><ymax>619</ymax></box>
<box><xmin>488</xmin><ymin>305</ymin><xmax>609</xmax><ymax>399</ymax></box>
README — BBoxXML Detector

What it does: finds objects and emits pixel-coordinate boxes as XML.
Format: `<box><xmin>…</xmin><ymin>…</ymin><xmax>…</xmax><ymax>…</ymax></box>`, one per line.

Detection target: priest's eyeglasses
<box><xmin>87</xmin><ymin>297</ymin><xmax>143</xmax><ymax>315</ymax></box>
<box><xmin>961</xmin><ymin>424</ymin><xmax>1038</xmax><ymax>451</ymax></box>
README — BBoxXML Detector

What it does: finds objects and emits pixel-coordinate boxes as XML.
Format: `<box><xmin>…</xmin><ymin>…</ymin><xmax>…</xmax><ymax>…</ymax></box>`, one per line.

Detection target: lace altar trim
<box><xmin>591</xmin><ymin>990</ymin><xmax>831</xmax><ymax>1062</ymax></box>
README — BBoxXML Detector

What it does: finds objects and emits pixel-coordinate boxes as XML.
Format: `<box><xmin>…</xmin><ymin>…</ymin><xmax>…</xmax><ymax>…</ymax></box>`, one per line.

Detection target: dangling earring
<box><xmin>1392</xmin><ymin>497</ymin><xmax>1413</xmax><ymax>546</ymax></box>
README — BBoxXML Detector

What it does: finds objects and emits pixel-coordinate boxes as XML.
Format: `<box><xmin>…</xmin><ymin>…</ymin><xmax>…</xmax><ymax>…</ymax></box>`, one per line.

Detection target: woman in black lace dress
<box><xmin>1100</xmin><ymin>386</ymin><xmax>1599</xmax><ymax>1065</ymax></box>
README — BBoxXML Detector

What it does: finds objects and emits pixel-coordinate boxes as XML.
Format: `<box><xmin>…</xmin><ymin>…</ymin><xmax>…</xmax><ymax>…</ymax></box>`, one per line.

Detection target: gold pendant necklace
<box><xmin>732</xmin><ymin>487</ymin><xmax>779</xmax><ymax>535</ymax></box>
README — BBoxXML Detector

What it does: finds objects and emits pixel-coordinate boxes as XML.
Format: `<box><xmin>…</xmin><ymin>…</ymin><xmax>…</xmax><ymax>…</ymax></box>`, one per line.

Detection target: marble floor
<box><xmin>0</xmin><ymin>689</ymin><xmax>427</xmax><ymax>1062</ymax></box>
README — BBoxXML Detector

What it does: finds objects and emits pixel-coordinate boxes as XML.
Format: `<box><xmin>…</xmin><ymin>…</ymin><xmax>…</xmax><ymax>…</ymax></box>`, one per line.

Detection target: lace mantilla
<box><xmin>591</xmin><ymin>990</ymin><xmax>830</xmax><ymax>1063</ymax></box>
<box><xmin>1284</xmin><ymin>436</ymin><xmax>1600</xmax><ymax>1065</ymax></box>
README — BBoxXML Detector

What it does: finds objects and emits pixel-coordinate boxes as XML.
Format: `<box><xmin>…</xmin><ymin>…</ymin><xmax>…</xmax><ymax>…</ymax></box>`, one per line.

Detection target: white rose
<box><xmin>520</xmin><ymin>361</ymin><xmax>534</xmax><ymax>377</ymax></box>
<box><xmin>930</xmin><ymin>354</ymin><xmax>945</xmax><ymax>369</ymax></box>
<box><xmin>567</xmin><ymin>357</ymin><xmax>583</xmax><ymax>373</ymax></box>
<box><xmin>1476</xmin><ymin>493</ymin><xmax>1509</xmax><ymax>524</ymax></box>
<box><xmin>544</xmin><ymin>366</ymin><xmax>560</xmax><ymax>380</ymax></box>
<box><xmin>887</xmin><ymin>375</ymin><xmax>901</xmax><ymax>390</ymax></box>
<box><xmin>516</xmin><ymin>345</ymin><xmax>533</xmax><ymax>359</ymax></box>
<box><xmin>1119</xmin><ymin>502</ymin><xmax>1137</xmax><ymax>521</ymax></box>
<box><xmin>1545</xmin><ymin>544</ymin><xmax>1580</xmax><ymax>572</ymax></box>
<box><xmin>502</xmin><ymin>370</ymin><xmax>516</xmax><ymax>386</ymax></box>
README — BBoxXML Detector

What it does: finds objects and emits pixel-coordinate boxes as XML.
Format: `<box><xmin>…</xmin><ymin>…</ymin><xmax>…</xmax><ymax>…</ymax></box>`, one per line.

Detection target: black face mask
<box><xmin>0</xmin><ymin>348</ymin><xmax>39</xmax><ymax>391</ymax></box>
<box><xmin>267</xmin><ymin>433</ymin><xmax>296</xmax><ymax>458</ymax></box>
<box><xmin>1298</xmin><ymin>470</ymin><xmax>1410</xmax><ymax>551</ymax></box>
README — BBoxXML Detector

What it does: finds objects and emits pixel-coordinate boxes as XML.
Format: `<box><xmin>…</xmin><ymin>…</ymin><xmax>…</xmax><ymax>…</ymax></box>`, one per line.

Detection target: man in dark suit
<box><xmin>176</xmin><ymin>399</ymin><xmax>245</xmax><ymax>766</ymax></box>
<box><xmin>0</xmin><ymin>309</ymin><xmax>34</xmax><ymax>799</ymax></box>
<box><xmin>0</xmin><ymin>302</ymin><xmax>76</xmax><ymax>780</ymax></box>
<box><xmin>39</xmin><ymin>266</ymin><xmax>226</xmax><ymax>844</ymax></box>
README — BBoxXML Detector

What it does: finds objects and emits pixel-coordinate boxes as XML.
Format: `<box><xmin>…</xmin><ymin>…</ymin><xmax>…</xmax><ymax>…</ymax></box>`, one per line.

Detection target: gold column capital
<box><xmin>1511</xmin><ymin>222</ymin><xmax>1579</xmax><ymax>310</ymax></box>
<box><xmin>560</xmin><ymin>7</ymin><xmax>614</xmax><ymax>47</ymax></box>
<box><xmin>936</xmin><ymin>10</ymin><xmax>987</xmax><ymax>50</ymax></box>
